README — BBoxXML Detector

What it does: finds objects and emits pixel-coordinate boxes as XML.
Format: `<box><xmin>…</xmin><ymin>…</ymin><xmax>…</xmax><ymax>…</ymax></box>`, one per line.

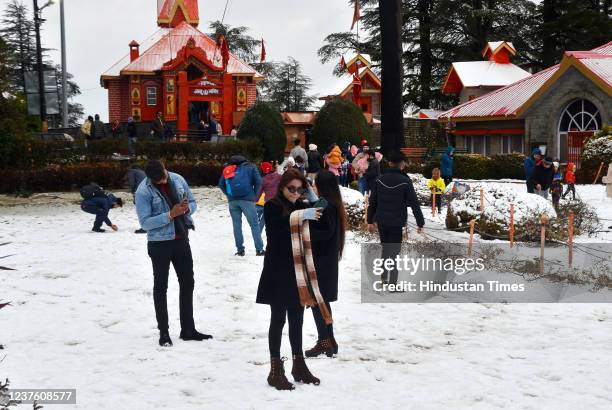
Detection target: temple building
<box><xmin>100</xmin><ymin>0</ymin><xmax>263</xmax><ymax>135</ymax></box>
<box><xmin>322</xmin><ymin>53</ymin><xmax>382</xmax><ymax>124</ymax></box>
<box><xmin>439</xmin><ymin>42</ymin><xmax>611</xmax><ymax>164</ymax></box>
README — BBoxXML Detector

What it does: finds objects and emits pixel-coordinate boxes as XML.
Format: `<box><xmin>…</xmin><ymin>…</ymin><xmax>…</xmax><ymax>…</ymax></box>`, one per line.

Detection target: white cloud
<box><xmin>0</xmin><ymin>0</ymin><xmax>358</xmax><ymax>122</ymax></box>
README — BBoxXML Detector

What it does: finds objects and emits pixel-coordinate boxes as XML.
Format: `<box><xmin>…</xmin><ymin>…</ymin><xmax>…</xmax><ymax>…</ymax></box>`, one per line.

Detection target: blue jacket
<box><xmin>81</xmin><ymin>194</ymin><xmax>119</xmax><ymax>226</ymax></box>
<box><xmin>440</xmin><ymin>147</ymin><xmax>454</xmax><ymax>177</ymax></box>
<box><xmin>524</xmin><ymin>148</ymin><xmax>542</xmax><ymax>180</ymax></box>
<box><xmin>218</xmin><ymin>156</ymin><xmax>262</xmax><ymax>202</ymax></box>
<box><xmin>135</xmin><ymin>172</ymin><xmax>197</xmax><ymax>242</ymax></box>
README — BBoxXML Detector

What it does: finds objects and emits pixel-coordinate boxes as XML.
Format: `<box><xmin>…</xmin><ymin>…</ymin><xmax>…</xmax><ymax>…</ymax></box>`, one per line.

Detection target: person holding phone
<box><xmin>256</xmin><ymin>169</ymin><xmax>324</xmax><ymax>390</ymax></box>
<box><xmin>304</xmin><ymin>170</ymin><xmax>347</xmax><ymax>358</ymax></box>
<box><xmin>135</xmin><ymin>160</ymin><xmax>212</xmax><ymax>347</ymax></box>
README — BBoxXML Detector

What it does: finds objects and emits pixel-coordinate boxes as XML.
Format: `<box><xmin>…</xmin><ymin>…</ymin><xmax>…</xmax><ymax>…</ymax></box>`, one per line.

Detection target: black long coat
<box><xmin>256</xmin><ymin>199</ymin><xmax>340</xmax><ymax>307</ymax></box>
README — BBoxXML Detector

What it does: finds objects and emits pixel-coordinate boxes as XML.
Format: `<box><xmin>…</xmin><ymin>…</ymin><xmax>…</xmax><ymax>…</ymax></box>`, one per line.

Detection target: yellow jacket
<box><xmin>427</xmin><ymin>178</ymin><xmax>446</xmax><ymax>195</ymax></box>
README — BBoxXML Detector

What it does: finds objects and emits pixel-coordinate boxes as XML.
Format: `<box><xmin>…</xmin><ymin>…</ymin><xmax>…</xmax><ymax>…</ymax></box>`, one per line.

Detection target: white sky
<box><xmin>0</xmin><ymin>0</ymin><xmax>357</xmax><ymax>121</ymax></box>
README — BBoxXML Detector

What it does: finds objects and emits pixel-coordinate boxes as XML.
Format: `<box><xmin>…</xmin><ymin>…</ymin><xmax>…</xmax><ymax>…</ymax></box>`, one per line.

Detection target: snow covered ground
<box><xmin>1</xmin><ymin>183</ymin><xmax>611</xmax><ymax>409</ymax></box>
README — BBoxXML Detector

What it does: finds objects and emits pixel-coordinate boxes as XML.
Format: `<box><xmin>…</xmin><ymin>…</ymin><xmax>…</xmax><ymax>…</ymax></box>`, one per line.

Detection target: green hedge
<box><xmin>0</xmin><ymin>136</ymin><xmax>263</xmax><ymax>170</ymax></box>
<box><xmin>236</xmin><ymin>101</ymin><xmax>286</xmax><ymax>161</ymax></box>
<box><xmin>423</xmin><ymin>153</ymin><xmax>526</xmax><ymax>180</ymax></box>
<box><xmin>311</xmin><ymin>98</ymin><xmax>370</xmax><ymax>150</ymax></box>
<box><xmin>0</xmin><ymin>161</ymin><xmax>226</xmax><ymax>194</ymax></box>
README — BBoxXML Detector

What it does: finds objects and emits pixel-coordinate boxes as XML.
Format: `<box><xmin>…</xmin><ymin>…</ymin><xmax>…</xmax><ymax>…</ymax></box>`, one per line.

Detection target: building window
<box><xmin>557</xmin><ymin>98</ymin><xmax>601</xmax><ymax>161</ymax></box>
<box><xmin>146</xmin><ymin>87</ymin><xmax>157</xmax><ymax>106</ymax></box>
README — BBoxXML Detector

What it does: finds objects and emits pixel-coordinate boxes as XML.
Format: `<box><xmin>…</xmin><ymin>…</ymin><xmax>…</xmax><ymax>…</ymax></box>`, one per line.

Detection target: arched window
<box><xmin>558</xmin><ymin>99</ymin><xmax>601</xmax><ymax>133</ymax></box>
<box><xmin>557</xmin><ymin>99</ymin><xmax>601</xmax><ymax>161</ymax></box>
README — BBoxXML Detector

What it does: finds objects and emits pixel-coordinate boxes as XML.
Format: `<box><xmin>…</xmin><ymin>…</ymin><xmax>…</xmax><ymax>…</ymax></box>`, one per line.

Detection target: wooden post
<box><xmin>539</xmin><ymin>215</ymin><xmax>547</xmax><ymax>274</ymax></box>
<box><xmin>432</xmin><ymin>190</ymin><xmax>437</xmax><ymax>217</ymax></box>
<box><xmin>480</xmin><ymin>187</ymin><xmax>484</xmax><ymax>212</ymax></box>
<box><xmin>468</xmin><ymin>219</ymin><xmax>475</xmax><ymax>257</ymax></box>
<box><xmin>568</xmin><ymin>210</ymin><xmax>574</xmax><ymax>267</ymax></box>
<box><xmin>593</xmin><ymin>162</ymin><xmax>605</xmax><ymax>184</ymax></box>
<box><xmin>509</xmin><ymin>203</ymin><xmax>515</xmax><ymax>248</ymax></box>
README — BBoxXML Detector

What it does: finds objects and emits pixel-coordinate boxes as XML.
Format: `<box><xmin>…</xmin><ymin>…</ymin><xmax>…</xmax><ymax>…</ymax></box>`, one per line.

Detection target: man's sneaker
<box><xmin>256</xmin><ymin>250</ymin><xmax>265</xmax><ymax>256</ymax></box>
<box><xmin>134</xmin><ymin>228</ymin><xmax>146</xmax><ymax>234</ymax></box>
<box><xmin>180</xmin><ymin>329</ymin><xmax>213</xmax><ymax>341</ymax></box>
<box><xmin>92</xmin><ymin>227</ymin><xmax>106</xmax><ymax>233</ymax></box>
<box><xmin>159</xmin><ymin>331</ymin><xmax>173</xmax><ymax>347</ymax></box>
<box><xmin>235</xmin><ymin>250</ymin><xmax>245</xmax><ymax>256</ymax></box>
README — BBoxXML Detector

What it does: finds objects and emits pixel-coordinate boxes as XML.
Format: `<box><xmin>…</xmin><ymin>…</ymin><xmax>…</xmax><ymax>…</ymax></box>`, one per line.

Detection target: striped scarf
<box><xmin>290</xmin><ymin>210</ymin><xmax>333</xmax><ymax>325</ymax></box>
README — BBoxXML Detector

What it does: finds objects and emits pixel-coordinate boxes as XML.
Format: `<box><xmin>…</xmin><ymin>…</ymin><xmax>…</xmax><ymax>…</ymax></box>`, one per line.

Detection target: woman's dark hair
<box><xmin>315</xmin><ymin>170</ymin><xmax>347</xmax><ymax>259</ymax></box>
<box><xmin>271</xmin><ymin>168</ymin><xmax>309</xmax><ymax>215</ymax></box>
<box><xmin>116</xmin><ymin>197</ymin><xmax>124</xmax><ymax>207</ymax></box>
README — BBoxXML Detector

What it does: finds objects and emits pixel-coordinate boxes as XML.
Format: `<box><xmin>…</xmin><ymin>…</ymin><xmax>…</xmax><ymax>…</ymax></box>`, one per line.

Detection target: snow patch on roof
<box><xmin>450</xmin><ymin>61</ymin><xmax>531</xmax><ymax>88</ymax></box>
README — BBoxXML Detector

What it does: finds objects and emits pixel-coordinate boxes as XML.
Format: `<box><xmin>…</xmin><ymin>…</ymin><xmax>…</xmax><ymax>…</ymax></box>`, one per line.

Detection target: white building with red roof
<box><xmin>100</xmin><ymin>0</ymin><xmax>263</xmax><ymax>135</ymax></box>
<box><xmin>439</xmin><ymin>42</ymin><xmax>611</xmax><ymax>164</ymax></box>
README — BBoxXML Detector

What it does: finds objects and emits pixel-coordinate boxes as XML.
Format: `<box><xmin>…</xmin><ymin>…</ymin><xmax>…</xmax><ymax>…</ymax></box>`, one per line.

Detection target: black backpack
<box><xmin>80</xmin><ymin>183</ymin><xmax>105</xmax><ymax>200</ymax></box>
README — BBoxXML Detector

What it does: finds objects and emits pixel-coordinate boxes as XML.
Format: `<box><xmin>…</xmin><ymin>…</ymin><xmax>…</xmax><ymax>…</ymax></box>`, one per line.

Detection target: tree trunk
<box><xmin>417</xmin><ymin>0</ymin><xmax>432</xmax><ymax>109</ymax></box>
<box><xmin>379</xmin><ymin>0</ymin><xmax>405</xmax><ymax>156</ymax></box>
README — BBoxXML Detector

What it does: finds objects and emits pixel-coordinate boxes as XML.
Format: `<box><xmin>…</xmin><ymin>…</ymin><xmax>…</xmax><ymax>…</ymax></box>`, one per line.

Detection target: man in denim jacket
<box><xmin>135</xmin><ymin>160</ymin><xmax>212</xmax><ymax>347</ymax></box>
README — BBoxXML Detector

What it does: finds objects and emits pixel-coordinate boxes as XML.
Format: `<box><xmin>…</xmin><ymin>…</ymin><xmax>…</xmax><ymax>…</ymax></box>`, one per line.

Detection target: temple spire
<box><xmin>157</xmin><ymin>0</ymin><xmax>200</xmax><ymax>28</ymax></box>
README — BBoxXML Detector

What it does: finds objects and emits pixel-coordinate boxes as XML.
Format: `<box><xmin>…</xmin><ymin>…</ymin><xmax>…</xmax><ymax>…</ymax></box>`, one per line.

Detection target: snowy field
<box><xmin>1</xmin><ymin>183</ymin><xmax>611</xmax><ymax>409</ymax></box>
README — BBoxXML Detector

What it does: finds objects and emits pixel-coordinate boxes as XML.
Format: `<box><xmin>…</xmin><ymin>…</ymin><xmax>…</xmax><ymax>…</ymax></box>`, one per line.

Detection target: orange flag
<box><xmin>351</xmin><ymin>0</ymin><xmax>361</xmax><ymax>30</ymax></box>
<box><xmin>260</xmin><ymin>38</ymin><xmax>266</xmax><ymax>63</ymax></box>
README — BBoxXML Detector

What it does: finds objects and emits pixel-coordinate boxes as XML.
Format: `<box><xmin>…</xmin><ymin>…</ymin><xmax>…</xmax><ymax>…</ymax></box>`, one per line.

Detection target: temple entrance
<box><xmin>188</xmin><ymin>101</ymin><xmax>210</xmax><ymax>129</ymax></box>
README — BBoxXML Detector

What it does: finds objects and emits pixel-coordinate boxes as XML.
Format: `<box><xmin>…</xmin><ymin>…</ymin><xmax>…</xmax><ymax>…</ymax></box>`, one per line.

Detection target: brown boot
<box><xmin>267</xmin><ymin>357</ymin><xmax>295</xmax><ymax>391</ymax></box>
<box><xmin>291</xmin><ymin>355</ymin><xmax>320</xmax><ymax>385</ymax></box>
<box><xmin>305</xmin><ymin>338</ymin><xmax>334</xmax><ymax>358</ymax></box>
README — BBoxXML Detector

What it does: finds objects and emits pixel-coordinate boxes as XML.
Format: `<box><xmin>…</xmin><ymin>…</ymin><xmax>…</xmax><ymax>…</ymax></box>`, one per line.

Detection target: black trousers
<box><xmin>443</xmin><ymin>176</ymin><xmax>452</xmax><ymax>186</ymax></box>
<box><xmin>430</xmin><ymin>193</ymin><xmax>442</xmax><ymax>212</ymax></box>
<box><xmin>81</xmin><ymin>204</ymin><xmax>109</xmax><ymax>230</ymax></box>
<box><xmin>312</xmin><ymin>302</ymin><xmax>334</xmax><ymax>341</ymax></box>
<box><xmin>147</xmin><ymin>238</ymin><xmax>195</xmax><ymax>332</ymax></box>
<box><xmin>562</xmin><ymin>183</ymin><xmax>576</xmax><ymax>199</ymax></box>
<box><xmin>378</xmin><ymin>225</ymin><xmax>403</xmax><ymax>284</ymax></box>
<box><xmin>269</xmin><ymin>305</ymin><xmax>304</xmax><ymax>358</ymax></box>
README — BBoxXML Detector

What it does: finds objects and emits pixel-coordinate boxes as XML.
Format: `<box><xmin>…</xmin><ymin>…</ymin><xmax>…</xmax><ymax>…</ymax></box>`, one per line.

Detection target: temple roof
<box><xmin>101</xmin><ymin>22</ymin><xmax>263</xmax><ymax>82</ymax></box>
<box><xmin>157</xmin><ymin>0</ymin><xmax>199</xmax><ymax>28</ymax></box>
<box><xmin>439</xmin><ymin>41</ymin><xmax>612</xmax><ymax>121</ymax></box>
<box><xmin>442</xmin><ymin>61</ymin><xmax>531</xmax><ymax>94</ymax></box>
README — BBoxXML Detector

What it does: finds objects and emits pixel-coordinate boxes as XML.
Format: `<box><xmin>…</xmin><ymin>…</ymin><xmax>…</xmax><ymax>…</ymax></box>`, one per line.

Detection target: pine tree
<box><xmin>207</xmin><ymin>20</ymin><xmax>260</xmax><ymax>63</ymax></box>
<box><xmin>266</xmin><ymin>57</ymin><xmax>316</xmax><ymax>112</ymax></box>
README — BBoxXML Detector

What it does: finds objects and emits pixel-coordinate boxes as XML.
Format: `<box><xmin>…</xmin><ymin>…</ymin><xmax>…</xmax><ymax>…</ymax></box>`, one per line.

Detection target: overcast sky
<box><xmin>0</xmin><ymin>0</ymin><xmax>357</xmax><ymax>121</ymax></box>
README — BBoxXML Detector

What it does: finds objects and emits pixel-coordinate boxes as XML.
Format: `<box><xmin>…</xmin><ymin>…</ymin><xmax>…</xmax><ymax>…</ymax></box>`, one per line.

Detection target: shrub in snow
<box><xmin>423</xmin><ymin>153</ymin><xmax>526</xmax><ymax>180</ymax></box>
<box><xmin>581</xmin><ymin>126</ymin><xmax>612</xmax><ymax>182</ymax></box>
<box><xmin>445</xmin><ymin>184</ymin><xmax>597</xmax><ymax>241</ymax></box>
<box><xmin>0</xmin><ymin>379</ymin><xmax>20</xmax><ymax>407</ymax></box>
<box><xmin>340</xmin><ymin>187</ymin><xmax>367</xmax><ymax>231</ymax></box>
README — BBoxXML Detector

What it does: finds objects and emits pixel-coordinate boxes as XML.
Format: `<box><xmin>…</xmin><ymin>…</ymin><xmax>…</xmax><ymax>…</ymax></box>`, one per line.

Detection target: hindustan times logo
<box><xmin>371</xmin><ymin>255</ymin><xmax>486</xmax><ymax>277</ymax></box>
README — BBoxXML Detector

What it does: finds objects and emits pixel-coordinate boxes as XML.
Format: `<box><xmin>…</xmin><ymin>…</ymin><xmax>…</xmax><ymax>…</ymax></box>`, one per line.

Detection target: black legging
<box><xmin>312</xmin><ymin>302</ymin><xmax>334</xmax><ymax>341</ymax></box>
<box><xmin>269</xmin><ymin>305</ymin><xmax>304</xmax><ymax>358</ymax></box>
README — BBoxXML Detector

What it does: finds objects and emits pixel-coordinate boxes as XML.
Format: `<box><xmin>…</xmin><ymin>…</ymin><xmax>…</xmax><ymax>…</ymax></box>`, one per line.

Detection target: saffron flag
<box><xmin>339</xmin><ymin>56</ymin><xmax>347</xmax><ymax>70</ymax></box>
<box><xmin>351</xmin><ymin>0</ymin><xmax>361</xmax><ymax>30</ymax></box>
<box><xmin>220</xmin><ymin>35</ymin><xmax>230</xmax><ymax>71</ymax></box>
<box><xmin>260</xmin><ymin>39</ymin><xmax>266</xmax><ymax>63</ymax></box>
<box><xmin>352</xmin><ymin>73</ymin><xmax>362</xmax><ymax>104</ymax></box>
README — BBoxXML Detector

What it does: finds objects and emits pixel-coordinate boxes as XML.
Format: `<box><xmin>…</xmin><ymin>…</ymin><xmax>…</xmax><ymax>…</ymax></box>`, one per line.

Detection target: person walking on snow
<box><xmin>562</xmin><ymin>162</ymin><xmax>576</xmax><ymax>200</ymax></box>
<box><xmin>304</xmin><ymin>170</ymin><xmax>346</xmax><ymax>359</ymax></box>
<box><xmin>306</xmin><ymin>144</ymin><xmax>323</xmax><ymax>181</ymax></box>
<box><xmin>367</xmin><ymin>152</ymin><xmax>425</xmax><ymax>285</ymax></box>
<box><xmin>218</xmin><ymin>155</ymin><xmax>265</xmax><ymax>256</ymax></box>
<box><xmin>427</xmin><ymin>167</ymin><xmax>446</xmax><ymax>213</ymax></box>
<box><xmin>256</xmin><ymin>161</ymin><xmax>281</xmax><ymax>232</ymax></box>
<box><xmin>135</xmin><ymin>160</ymin><xmax>212</xmax><ymax>347</ymax></box>
<box><xmin>529</xmin><ymin>156</ymin><xmax>555</xmax><ymax>199</ymax></box>
<box><xmin>290</xmin><ymin>137</ymin><xmax>309</xmax><ymax>169</ymax></box>
<box><xmin>440</xmin><ymin>147</ymin><xmax>454</xmax><ymax>185</ymax></box>
<box><xmin>524</xmin><ymin>148</ymin><xmax>542</xmax><ymax>193</ymax></box>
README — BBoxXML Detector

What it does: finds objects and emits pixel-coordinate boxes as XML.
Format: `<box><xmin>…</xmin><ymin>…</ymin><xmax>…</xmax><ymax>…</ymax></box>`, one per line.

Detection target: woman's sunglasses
<box><xmin>286</xmin><ymin>186</ymin><xmax>307</xmax><ymax>194</ymax></box>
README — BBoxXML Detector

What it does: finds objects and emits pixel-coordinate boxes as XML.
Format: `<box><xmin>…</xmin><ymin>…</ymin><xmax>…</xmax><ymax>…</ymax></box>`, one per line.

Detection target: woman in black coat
<box><xmin>304</xmin><ymin>170</ymin><xmax>346</xmax><ymax>358</ymax></box>
<box><xmin>256</xmin><ymin>168</ymin><xmax>324</xmax><ymax>391</ymax></box>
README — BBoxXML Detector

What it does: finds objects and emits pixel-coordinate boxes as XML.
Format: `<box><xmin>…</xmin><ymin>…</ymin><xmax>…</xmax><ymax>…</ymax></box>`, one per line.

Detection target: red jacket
<box><xmin>565</xmin><ymin>162</ymin><xmax>576</xmax><ymax>184</ymax></box>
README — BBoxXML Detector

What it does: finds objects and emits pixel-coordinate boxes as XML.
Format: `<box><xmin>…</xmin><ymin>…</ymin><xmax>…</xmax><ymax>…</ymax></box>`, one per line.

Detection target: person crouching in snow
<box><xmin>256</xmin><ymin>169</ymin><xmax>323</xmax><ymax>390</ymax></box>
<box><xmin>80</xmin><ymin>185</ymin><xmax>123</xmax><ymax>232</ymax></box>
<box><xmin>427</xmin><ymin>168</ymin><xmax>446</xmax><ymax>213</ymax></box>
<box><xmin>551</xmin><ymin>161</ymin><xmax>563</xmax><ymax>210</ymax></box>
<box><xmin>562</xmin><ymin>162</ymin><xmax>576</xmax><ymax>200</ymax></box>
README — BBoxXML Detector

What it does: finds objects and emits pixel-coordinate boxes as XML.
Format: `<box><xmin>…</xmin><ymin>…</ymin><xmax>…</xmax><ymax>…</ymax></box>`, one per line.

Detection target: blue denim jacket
<box><xmin>135</xmin><ymin>172</ymin><xmax>197</xmax><ymax>242</ymax></box>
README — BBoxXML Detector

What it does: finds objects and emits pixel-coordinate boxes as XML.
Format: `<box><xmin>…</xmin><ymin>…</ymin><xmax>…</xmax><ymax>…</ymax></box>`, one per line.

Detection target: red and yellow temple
<box><xmin>100</xmin><ymin>0</ymin><xmax>263</xmax><ymax>134</ymax></box>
